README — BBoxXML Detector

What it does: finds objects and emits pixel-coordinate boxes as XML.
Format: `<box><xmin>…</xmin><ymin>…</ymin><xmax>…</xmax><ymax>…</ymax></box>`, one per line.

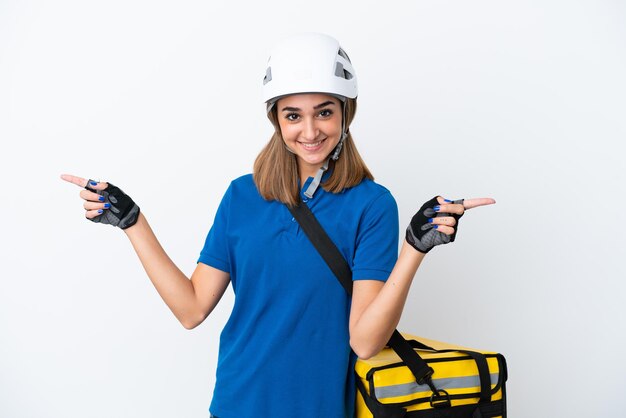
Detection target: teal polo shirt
<box><xmin>198</xmin><ymin>174</ymin><xmax>398</xmax><ymax>418</ymax></box>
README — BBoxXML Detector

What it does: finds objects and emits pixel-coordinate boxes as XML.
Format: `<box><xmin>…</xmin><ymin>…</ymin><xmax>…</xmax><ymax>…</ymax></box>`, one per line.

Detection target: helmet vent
<box><xmin>263</xmin><ymin>67</ymin><xmax>272</xmax><ymax>85</ymax></box>
<box><xmin>334</xmin><ymin>62</ymin><xmax>354</xmax><ymax>80</ymax></box>
<box><xmin>337</xmin><ymin>48</ymin><xmax>351</xmax><ymax>62</ymax></box>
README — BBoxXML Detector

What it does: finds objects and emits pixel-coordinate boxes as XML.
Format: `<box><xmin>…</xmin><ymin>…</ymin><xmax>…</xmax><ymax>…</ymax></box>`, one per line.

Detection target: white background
<box><xmin>1</xmin><ymin>1</ymin><xmax>625</xmax><ymax>417</ymax></box>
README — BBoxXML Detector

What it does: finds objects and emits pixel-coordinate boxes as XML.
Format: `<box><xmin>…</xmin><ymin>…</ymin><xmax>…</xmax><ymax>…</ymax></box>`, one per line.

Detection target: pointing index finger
<box><xmin>60</xmin><ymin>174</ymin><xmax>89</xmax><ymax>188</ymax></box>
<box><xmin>60</xmin><ymin>174</ymin><xmax>108</xmax><ymax>191</ymax></box>
<box><xmin>463</xmin><ymin>198</ymin><xmax>496</xmax><ymax>210</ymax></box>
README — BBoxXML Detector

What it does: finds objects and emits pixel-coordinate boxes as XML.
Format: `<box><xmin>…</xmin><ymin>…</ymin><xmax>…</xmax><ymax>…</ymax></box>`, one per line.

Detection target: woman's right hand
<box><xmin>61</xmin><ymin>174</ymin><xmax>140</xmax><ymax>229</ymax></box>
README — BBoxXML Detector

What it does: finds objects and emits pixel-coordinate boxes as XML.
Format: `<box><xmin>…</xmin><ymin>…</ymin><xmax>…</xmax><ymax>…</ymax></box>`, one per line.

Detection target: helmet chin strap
<box><xmin>331</xmin><ymin>131</ymin><xmax>347</xmax><ymax>161</ymax></box>
<box><xmin>303</xmin><ymin>130</ymin><xmax>347</xmax><ymax>199</ymax></box>
<box><xmin>331</xmin><ymin>101</ymin><xmax>349</xmax><ymax>161</ymax></box>
<box><xmin>304</xmin><ymin>157</ymin><xmax>330</xmax><ymax>199</ymax></box>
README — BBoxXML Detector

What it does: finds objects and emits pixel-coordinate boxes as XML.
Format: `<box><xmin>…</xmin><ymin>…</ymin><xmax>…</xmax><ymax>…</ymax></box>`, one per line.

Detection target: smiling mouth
<box><xmin>298</xmin><ymin>138</ymin><xmax>327</xmax><ymax>149</ymax></box>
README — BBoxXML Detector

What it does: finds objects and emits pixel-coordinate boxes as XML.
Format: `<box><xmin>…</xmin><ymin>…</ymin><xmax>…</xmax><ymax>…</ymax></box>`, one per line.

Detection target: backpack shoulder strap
<box><xmin>287</xmin><ymin>202</ymin><xmax>353</xmax><ymax>294</ymax></box>
<box><xmin>286</xmin><ymin>202</ymin><xmax>437</xmax><ymax>390</ymax></box>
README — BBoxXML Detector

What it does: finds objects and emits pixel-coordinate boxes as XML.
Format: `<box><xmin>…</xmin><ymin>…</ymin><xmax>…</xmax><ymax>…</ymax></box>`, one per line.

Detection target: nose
<box><xmin>301</xmin><ymin>117</ymin><xmax>319</xmax><ymax>141</ymax></box>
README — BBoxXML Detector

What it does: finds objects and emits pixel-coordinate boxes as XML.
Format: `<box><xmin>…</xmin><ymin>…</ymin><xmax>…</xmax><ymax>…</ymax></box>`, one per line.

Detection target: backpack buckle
<box><xmin>430</xmin><ymin>389</ymin><xmax>451</xmax><ymax>409</ymax></box>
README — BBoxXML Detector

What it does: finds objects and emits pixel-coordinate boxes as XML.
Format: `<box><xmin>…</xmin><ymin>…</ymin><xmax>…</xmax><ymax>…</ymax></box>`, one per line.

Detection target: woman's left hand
<box><xmin>405</xmin><ymin>196</ymin><xmax>496</xmax><ymax>254</ymax></box>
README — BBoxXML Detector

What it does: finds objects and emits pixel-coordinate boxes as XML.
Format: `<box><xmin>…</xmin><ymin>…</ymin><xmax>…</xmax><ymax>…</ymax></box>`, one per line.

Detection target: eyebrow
<box><xmin>280</xmin><ymin>101</ymin><xmax>336</xmax><ymax>112</ymax></box>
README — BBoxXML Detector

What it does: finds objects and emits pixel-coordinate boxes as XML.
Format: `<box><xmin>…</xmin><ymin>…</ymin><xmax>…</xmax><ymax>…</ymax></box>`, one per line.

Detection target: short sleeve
<box><xmin>352</xmin><ymin>191</ymin><xmax>399</xmax><ymax>282</ymax></box>
<box><xmin>197</xmin><ymin>183</ymin><xmax>232</xmax><ymax>273</ymax></box>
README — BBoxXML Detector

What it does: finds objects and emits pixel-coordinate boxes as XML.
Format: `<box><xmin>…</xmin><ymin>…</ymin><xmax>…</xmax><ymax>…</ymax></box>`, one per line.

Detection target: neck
<box><xmin>299</xmin><ymin>168</ymin><xmax>315</xmax><ymax>182</ymax></box>
<box><xmin>298</xmin><ymin>163</ymin><xmax>322</xmax><ymax>182</ymax></box>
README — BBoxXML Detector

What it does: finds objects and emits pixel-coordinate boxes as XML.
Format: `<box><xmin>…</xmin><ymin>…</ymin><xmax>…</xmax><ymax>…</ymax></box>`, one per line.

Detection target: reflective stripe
<box><xmin>374</xmin><ymin>373</ymin><xmax>499</xmax><ymax>400</ymax></box>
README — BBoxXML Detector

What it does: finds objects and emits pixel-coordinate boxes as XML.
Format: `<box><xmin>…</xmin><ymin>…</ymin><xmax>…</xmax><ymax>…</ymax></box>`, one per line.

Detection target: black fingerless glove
<box><xmin>405</xmin><ymin>196</ymin><xmax>464</xmax><ymax>254</ymax></box>
<box><xmin>85</xmin><ymin>181</ymin><xmax>140</xmax><ymax>229</ymax></box>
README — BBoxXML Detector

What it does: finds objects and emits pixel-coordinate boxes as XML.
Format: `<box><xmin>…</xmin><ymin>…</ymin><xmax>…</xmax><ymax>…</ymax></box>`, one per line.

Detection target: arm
<box><xmin>349</xmin><ymin>242</ymin><xmax>424</xmax><ymax>359</ymax></box>
<box><xmin>124</xmin><ymin>212</ymin><xmax>230</xmax><ymax>330</ymax></box>
<box><xmin>349</xmin><ymin>195</ymin><xmax>495</xmax><ymax>359</ymax></box>
<box><xmin>61</xmin><ymin>174</ymin><xmax>231</xmax><ymax>330</ymax></box>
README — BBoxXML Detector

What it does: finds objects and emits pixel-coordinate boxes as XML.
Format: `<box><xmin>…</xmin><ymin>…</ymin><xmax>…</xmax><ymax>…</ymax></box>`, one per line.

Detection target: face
<box><xmin>276</xmin><ymin>93</ymin><xmax>343</xmax><ymax>180</ymax></box>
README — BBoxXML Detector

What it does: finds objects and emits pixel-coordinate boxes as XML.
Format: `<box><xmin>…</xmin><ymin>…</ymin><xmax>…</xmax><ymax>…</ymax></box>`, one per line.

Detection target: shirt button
<box><xmin>291</xmin><ymin>217</ymin><xmax>295</xmax><ymax>222</ymax></box>
<box><xmin>302</xmin><ymin>198</ymin><xmax>309</xmax><ymax>203</ymax></box>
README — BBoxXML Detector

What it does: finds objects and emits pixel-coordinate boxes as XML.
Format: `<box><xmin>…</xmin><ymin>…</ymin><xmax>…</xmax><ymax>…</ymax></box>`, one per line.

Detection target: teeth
<box><xmin>301</xmin><ymin>140</ymin><xmax>324</xmax><ymax>149</ymax></box>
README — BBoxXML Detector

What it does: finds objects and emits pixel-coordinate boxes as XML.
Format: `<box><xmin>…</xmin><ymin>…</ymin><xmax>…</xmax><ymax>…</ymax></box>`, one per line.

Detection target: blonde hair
<box><xmin>253</xmin><ymin>98</ymin><xmax>373</xmax><ymax>206</ymax></box>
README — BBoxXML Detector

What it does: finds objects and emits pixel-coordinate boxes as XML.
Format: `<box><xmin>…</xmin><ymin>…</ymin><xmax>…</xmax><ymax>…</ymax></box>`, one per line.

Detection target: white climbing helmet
<box><xmin>262</xmin><ymin>33</ymin><xmax>358</xmax><ymax>110</ymax></box>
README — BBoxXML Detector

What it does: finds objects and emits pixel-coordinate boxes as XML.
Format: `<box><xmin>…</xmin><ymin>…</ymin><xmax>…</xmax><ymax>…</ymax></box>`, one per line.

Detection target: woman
<box><xmin>61</xmin><ymin>33</ymin><xmax>494</xmax><ymax>418</ymax></box>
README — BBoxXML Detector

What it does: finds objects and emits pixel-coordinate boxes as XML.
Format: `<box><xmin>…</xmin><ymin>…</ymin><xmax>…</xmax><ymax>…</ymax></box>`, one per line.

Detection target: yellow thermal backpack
<box><xmin>355</xmin><ymin>334</ymin><xmax>507</xmax><ymax>418</ymax></box>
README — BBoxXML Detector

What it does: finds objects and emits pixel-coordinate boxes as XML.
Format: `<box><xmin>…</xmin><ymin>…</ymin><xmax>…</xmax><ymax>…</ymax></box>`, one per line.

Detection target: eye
<box><xmin>285</xmin><ymin>113</ymin><xmax>300</xmax><ymax>121</ymax></box>
<box><xmin>319</xmin><ymin>109</ymin><xmax>333</xmax><ymax>117</ymax></box>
